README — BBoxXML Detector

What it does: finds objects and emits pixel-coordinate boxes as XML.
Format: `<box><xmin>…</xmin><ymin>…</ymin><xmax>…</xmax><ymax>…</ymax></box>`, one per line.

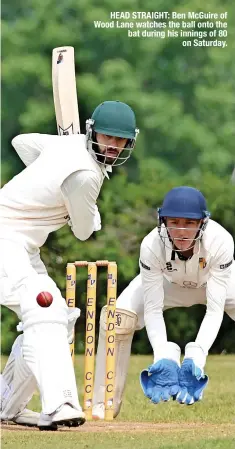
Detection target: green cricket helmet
<box><xmin>86</xmin><ymin>101</ymin><xmax>139</xmax><ymax>166</ymax></box>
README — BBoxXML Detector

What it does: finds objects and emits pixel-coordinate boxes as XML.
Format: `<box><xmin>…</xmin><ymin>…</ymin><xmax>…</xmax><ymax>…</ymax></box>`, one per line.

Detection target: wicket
<box><xmin>66</xmin><ymin>260</ymin><xmax>117</xmax><ymax>421</ymax></box>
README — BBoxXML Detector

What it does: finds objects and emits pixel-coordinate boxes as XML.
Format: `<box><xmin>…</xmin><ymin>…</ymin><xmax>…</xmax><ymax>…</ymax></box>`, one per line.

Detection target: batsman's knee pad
<box><xmin>17</xmin><ymin>306</ymin><xmax>81</xmax><ymax>344</ymax></box>
<box><xmin>1</xmin><ymin>335</ymin><xmax>37</xmax><ymax>420</ymax></box>
<box><xmin>19</xmin><ymin>274</ymin><xmax>68</xmax><ymax>330</ymax></box>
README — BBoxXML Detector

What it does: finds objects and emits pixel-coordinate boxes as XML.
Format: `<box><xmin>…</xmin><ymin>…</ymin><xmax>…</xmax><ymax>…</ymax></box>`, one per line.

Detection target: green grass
<box><xmin>1</xmin><ymin>355</ymin><xmax>235</xmax><ymax>448</ymax></box>
<box><xmin>2</xmin><ymin>431</ymin><xmax>235</xmax><ymax>449</ymax></box>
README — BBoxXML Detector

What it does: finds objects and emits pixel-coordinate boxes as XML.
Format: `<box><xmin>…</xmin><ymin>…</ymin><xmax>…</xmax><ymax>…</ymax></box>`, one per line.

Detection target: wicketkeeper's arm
<box><xmin>195</xmin><ymin>238</ymin><xmax>234</xmax><ymax>358</ymax></box>
<box><xmin>140</xmin><ymin>241</ymin><xmax>168</xmax><ymax>362</ymax></box>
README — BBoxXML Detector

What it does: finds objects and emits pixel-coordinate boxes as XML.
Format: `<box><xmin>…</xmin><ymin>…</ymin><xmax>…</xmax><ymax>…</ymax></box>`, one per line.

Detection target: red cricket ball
<box><xmin>36</xmin><ymin>291</ymin><xmax>53</xmax><ymax>308</ymax></box>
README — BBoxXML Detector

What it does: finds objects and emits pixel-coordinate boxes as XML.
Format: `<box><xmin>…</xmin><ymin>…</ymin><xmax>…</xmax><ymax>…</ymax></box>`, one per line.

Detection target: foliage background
<box><xmin>1</xmin><ymin>0</ymin><xmax>235</xmax><ymax>354</ymax></box>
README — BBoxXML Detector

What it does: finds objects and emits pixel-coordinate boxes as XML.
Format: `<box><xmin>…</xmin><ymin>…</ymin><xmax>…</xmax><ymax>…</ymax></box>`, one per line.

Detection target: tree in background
<box><xmin>1</xmin><ymin>0</ymin><xmax>235</xmax><ymax>353</ymax></box>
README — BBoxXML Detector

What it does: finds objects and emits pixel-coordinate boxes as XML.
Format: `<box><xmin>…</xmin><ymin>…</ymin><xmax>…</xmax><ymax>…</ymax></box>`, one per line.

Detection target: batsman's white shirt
<box><xmin>117</xmin><ymin>220</ymin><xmax>235</xmax><ymax>359</ymax></box>
<box><xmin>0</xmin><ymin>133</ymin><xmax>110</xmax><ymax>249</ymax></box>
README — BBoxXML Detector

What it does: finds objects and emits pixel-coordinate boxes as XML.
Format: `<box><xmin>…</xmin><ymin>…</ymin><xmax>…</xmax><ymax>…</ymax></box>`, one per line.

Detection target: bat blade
<box><xmin>52</xmin><ymin>46</ymin><xmax>80</xmax><ymax>135</ymax></box>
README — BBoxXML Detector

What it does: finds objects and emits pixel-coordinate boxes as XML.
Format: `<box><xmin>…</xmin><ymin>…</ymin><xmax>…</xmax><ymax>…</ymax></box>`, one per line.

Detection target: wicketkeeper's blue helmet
<box><xmin>158</xmin><ymin>186</ymin><xmax>210</xmax><ymax>220</ymax></box>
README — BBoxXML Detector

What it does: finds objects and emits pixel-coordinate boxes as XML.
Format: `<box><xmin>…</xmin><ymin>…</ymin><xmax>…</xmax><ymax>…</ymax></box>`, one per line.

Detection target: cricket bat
<box><xmin>52</xmin><ymin>46</ymin><xmax>80</xmax><ymax>135</ymax></box>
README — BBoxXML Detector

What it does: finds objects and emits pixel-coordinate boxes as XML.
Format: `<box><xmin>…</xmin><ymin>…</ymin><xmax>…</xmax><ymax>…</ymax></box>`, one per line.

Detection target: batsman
<box><xmin>92</xmin><ymin>186</ymin><xmax>235</xmax><ymax>418</ymax></box>
<box><xmin>0</xmin><ymin>101</ymin><xmax>139</xmax><ymax>429</ymax></box>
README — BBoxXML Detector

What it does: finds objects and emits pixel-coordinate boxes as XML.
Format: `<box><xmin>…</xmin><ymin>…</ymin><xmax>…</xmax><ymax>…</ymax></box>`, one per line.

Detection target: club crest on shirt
<box><xmin>199</xmin><ymin>257</ymin><xmax>207</xmax><ymax>269</ymax></box>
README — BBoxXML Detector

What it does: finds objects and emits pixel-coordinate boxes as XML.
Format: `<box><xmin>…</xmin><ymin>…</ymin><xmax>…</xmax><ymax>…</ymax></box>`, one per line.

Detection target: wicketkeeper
<box><xmin>0</xmin><ymin>101</ymin><xmax>139</xmax><ymax>429</ymax></box>
<box><xmin>92</xmin><ymin>186</ymin><xmax>235</xmax><ymax>419</ymax></box>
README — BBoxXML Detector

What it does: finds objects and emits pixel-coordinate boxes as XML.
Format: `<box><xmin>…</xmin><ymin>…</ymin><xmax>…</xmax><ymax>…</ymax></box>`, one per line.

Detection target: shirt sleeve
<box><xmin>140</xmin><ymin>241</ymin><xmax>167</xmax><ymax>361</ymax></box>
<box><xmin>196</xmin><ymin>236</ymin><xmax>234</xmax><ymax>354</ymax></box>
<box><xmin>61</xmin><ymin>170</ymin><xmax>101</xmax><ymax>241</ymax></box>
<box><xmin>11</xmin><ymin>133</ymin><xmax>56</xmax><ymax>166</ymax></box>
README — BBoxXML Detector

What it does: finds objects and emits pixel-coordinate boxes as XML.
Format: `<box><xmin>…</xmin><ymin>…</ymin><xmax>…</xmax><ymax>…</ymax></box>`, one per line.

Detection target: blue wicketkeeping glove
<box><xmin>140</xmin><ymin>359</ymin><xmax>180</xmax><ymax>403</ymax></box>
<box><xmin>177</xmin><ymin>358</ymin><xmax>209</xmax><ymax>405</ymax></box>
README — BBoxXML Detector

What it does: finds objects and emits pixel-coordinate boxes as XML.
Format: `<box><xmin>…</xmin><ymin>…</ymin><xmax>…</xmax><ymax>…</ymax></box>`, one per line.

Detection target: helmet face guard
<box><xmin>157</xmin><ymin>215</ymin><xmax>210</xmax><ymax>252</ymax></box>
<box><xmin>86</xmin><ymin>118</ymin><xmax>139</xmax><ymax>167</ymax></box>
<box><xmin>157</xmin><ymin>187</ymin><xmax>211</xmax><ymax>251</ymax></box>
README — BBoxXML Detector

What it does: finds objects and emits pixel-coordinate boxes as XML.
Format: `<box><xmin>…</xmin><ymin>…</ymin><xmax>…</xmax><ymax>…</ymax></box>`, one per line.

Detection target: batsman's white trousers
<box><xmin>0</xmin><ymin>238</ymin><xmax>81</xmax><ymax>415</ymax></box>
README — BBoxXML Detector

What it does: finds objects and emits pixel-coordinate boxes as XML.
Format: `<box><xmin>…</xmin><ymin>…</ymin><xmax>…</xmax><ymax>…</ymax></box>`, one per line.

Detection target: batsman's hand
<box><xmin>140</xmin><ymin>359</ymin><xmax>180</xmax><ymax>403</ymax></box>
<box><xmin>93</xmin><ymin>205</ymin><xmax>101</xmax><ymax>232</ymax></box>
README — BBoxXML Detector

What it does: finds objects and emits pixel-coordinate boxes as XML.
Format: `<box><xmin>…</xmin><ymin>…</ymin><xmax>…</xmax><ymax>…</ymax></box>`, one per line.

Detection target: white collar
<box><xmin>101</xmin><ymin>164</ymin><xmax>112</xmax><ymax>180</ymax></box>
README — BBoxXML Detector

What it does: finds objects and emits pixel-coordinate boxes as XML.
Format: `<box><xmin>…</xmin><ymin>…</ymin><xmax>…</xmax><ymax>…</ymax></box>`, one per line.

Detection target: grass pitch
<box><xmin>1</xmin><ymin>354</ymin><xmax>235</xmax><ymax>448</ymax></box>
